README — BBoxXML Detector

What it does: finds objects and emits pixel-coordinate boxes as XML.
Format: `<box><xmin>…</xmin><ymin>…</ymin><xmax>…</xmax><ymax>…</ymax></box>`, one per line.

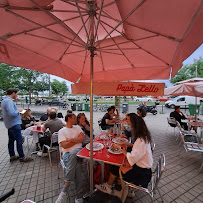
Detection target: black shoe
<box><xmin>10</xmin><ymin>155</ymin><xmax>20</xmax><ymax>162</ymax></box>
<box><xmin>19</xmin><ymin>157</ymin><xmax>33</xmax><ymax>162</ymax></box>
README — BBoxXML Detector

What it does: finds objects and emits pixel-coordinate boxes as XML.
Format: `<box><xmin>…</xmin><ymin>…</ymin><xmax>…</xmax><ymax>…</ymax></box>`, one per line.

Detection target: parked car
<box><xmin>68</xmin><ymin>97</ymin><xmax>80</xmax><ymax>101</ymax></box>
<box><xmin>48</xmin><ymin>99</ymin><xmax>67</xmax><ymax>106</ymax></box>
<box><xmin>134</xmin><ymin>97</ymin><xmax>153</xmax><ymax>102</ymax></box>
<box><xmin>165</xmin><ymin>96</ymin><xmax>202</xmax><ymax>108</ymax></box>
<box><xmin>156</xmin><ymin>96</ymin><xmax>171</xmax><ymax>102</ymax></box>
<box><xmin>35</xmin><ymin>99</ymin><xmax>48</xmax><ymax>105</ymax></box>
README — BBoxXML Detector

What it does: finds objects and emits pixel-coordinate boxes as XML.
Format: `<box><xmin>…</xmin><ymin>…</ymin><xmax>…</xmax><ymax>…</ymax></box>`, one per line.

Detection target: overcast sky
<box><xmin>51</xmin><ymin>44</ymin><xmax>203</xmax><ymax>90</ymax></box>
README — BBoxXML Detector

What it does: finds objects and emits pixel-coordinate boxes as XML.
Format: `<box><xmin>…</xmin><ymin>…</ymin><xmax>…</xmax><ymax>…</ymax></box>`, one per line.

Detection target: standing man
<box><xmin>55</xmin><ymin>113</ymin><xmax>85</xmax><ymax>203</ymax></box>
<box><xmin>1</xmin><ymin>88</ymin><xmax>33</xmax><ymax>162</ymax></box>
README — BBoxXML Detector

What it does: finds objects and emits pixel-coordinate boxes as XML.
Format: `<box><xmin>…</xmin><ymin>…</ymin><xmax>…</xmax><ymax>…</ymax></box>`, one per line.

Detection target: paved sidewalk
<box><xmin>0</xmin><ymin>108</ymin><xmax>203</xmax><ymax>203</ymax></box>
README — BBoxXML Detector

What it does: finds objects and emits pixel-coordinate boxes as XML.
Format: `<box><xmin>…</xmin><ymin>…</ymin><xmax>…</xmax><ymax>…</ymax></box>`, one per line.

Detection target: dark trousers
<box><xmin>181</xmin><ymin>122</ymin><xmax>188</xmax><ymax>130</ymax></box>
<box><xmin>8</xmin><ymin>124</ymin><xmax>25</xmax><ymax>158</ymax></box>
<box><xmin>110</xmin><ymin>164</ymin><xmax>152</xmax><ymax>188</ymax></box>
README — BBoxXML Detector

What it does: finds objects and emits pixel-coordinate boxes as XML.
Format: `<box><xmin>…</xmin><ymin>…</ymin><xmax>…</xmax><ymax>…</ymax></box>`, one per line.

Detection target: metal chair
<box><xmin>166</xmin><ymin>117</ymin><xmax>178</xmax><ymax>137</ymax></box>
<box><xmin>176</xmin><ymin>121</ymin><xmax>199</xmax><ymax>143</ymax></box>
<box><xmin>98</xmin><ymin>118</ymin><xmax>102</xmax><ymax>130</ymax></box>
<box><xmin>123</xmin><ymin>154</ymin><xmax>166</xmax><ymax>203</ymax></box>
<box><xmin>179</xmin><ymin>131</ymin><xmax>203</xmax><ymax>172</ymax></box>
<box><xmin>58</xmin><ymin>144</ymin><xmax>67</xmax><ymax>179</ymax></box>
<box><xmin>151</xmin><ymin>139</ymin><xmax>155</xmax><ymax>154</ymax></box>
<box><xmin>42</xmin><ymin>132</ymin><xmax>58</xmax><ymax>167</ymax></box>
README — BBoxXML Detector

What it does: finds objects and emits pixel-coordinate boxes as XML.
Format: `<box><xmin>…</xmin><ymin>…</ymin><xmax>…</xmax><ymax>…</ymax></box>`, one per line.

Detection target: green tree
<box><xmin>51</xmin><ymin>79</ymin><xmax>68</xmax><ymax>96</ymax></box>
<box><xmin>12</xmin><ymin>68</ymin><xmax>49</xmax><ymax>103</ymax></box>
<box><xmin>170</xmin><ymin>57</ymin><xmax>203</xmax><ymax>84</ymax></box>
<box><xmin>0</xmin><ymin>64</ymin><xmax>16</xmax><ymax>95</ymax></box>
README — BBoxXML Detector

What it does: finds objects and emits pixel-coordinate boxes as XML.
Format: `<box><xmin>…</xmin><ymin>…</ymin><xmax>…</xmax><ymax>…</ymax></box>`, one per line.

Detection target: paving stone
<box><xmin>0</xmin><ymin>110</ymin><xmax>203</xmax><ymax>203</ymax></box>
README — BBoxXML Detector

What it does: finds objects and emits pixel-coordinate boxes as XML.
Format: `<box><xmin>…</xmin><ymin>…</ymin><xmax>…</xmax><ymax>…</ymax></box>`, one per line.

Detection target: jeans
<box><xmin>63</xmin><ymin>148</ymin><xmax>83</xmax><ymax>201</ymax></box>
<box><xmin>8</xmin><ymin>124</ymin><xmax>25</xmax><ymax>158</ymax></box>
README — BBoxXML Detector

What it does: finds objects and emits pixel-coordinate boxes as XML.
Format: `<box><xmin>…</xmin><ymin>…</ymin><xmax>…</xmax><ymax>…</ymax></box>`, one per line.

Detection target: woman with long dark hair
<box><xmin>77</xmin><ymin>113</ymin><xmax>91</xmax><ymax>147</ymax></box>
<box><xmin>96</xmin><ymin>113</ymin><xmax>153</xmax><ymax>195</ymax></box>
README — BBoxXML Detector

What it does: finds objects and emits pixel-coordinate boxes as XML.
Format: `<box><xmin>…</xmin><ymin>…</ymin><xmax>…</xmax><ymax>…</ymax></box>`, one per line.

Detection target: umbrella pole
<box><xmin>88</xmin><ymin>0</ymin><xmax>96</xmax><ymax>195</ymax></box>
<box><xmin>195</xmin><ymin>96</ymin><xmax>197</xmax><ymax>121</ymax></box>
<box><xmin>89</xmin><ymin>50</ymin><xmax>94</xmax><ymax>195</ymax></box>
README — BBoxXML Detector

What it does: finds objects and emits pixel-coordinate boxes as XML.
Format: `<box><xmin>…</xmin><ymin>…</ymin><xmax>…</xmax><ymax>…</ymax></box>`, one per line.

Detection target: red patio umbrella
<box><xmin>0</xmin><ymin>0</ymin><xmax>203</xmax><ymax>194</ymax></box>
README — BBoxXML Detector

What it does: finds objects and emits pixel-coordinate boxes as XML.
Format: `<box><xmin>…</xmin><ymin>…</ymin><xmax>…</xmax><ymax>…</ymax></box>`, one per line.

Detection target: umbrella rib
<box><xmin>25</xmin><ymin>33</ymin><xmax>84</xmax><ymax>48</ymax></box>
<box><xmin>95</xmin><ymin>0</ymin><xmax>119</xmax><ymax>11</ymax></box>
<box><xmin>65</xmin><ymin>50</ymin><xmax>86</xmax><ymax>55</ymax></box>
<box><xmin>94</xmin><ymin>19</ymin><xmax>105</xmax><ymax>72</ymax></box>
<box><xmin>97</xmin><ymin>50</ymin><xmax>123</xmax><ymax>56</ymax></box>
<box><xmin>98</xmin><ymin>48</ymin><xmax>140</xmax><ymax>51</ymax></box>
<box><xmin>99</xmin><ymin>20</ymin><xmax>135</xmax><ymax>68</ymax></box>
<box><xmin>130</xmin><ymin>39</ymin><xmax>170</xmax><ymax>66</ymax></box>
<box><xmin>99</xmin><ymin>12</ymin><xmax>182</xmax><ymax>43</ymax></box>
<box><xmin>98</xmin><ymin>17</ymin><xmax>159</xmax><ymax>47</ymax></box>
<box><xmin>4</xmin><ymin>8</ymin><xmax>85</xmax><ymax>47</ymax></box>
<box><xmin>63</xmin><ymin>0</ymin><xmax>87</xmax><ymax>11</ymax></box>
<box><xmin>170</xmin><ymin>1</ymin><xmax>203</xmax><ymax>69</ymax></box>
<box><xmin>96</xmin><ymin>0</ymin><xmax>147</xmax><ymax>48</ymax></box>
<box><xmin>74</xmin><ymin>0</ymin><xmax>90</xmax><ymax>43</ymax></box>
<box><xmin>80</xmin><ymin>50</ymin><xmax>88</xmax><ymax>77</ymax></box>
<box><xmin>94</xmin><ymin>0</ymin><xmax>104</xmax><ymax>44</ymax></box>
<box><xmin>5</xmin><ymin>40</ymin><xmax>80</xmax><ymax>75</ymax></box>
<box><xmin>59</xmin><ymin>16</ymin><xmax>90</xmax><ymax>61</ymax></box>
<box><xmin>30</xmin><ymin>0</ymin><xmax>86</xmax><ymax>46</ymax></box>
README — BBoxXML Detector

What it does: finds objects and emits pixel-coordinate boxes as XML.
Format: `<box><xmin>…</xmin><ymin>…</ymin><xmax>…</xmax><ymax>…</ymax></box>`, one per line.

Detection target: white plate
<box><xmin>86</xmin><ymin>142</ymin><xmax>104</xmax><ymax>151</ymax></box>
<box><xmin>112</xmin><ymin>137</ymin><xmax>128</xmax><ymax>144</ymax></box>
<box><xmin>100</xmin><ymin>135</ymin><xmax>110</xmax><ymax>140</ymax></box>
<box><xmin>108</xmin><ymin>148</ymin><xmax>122</xmax><ymax>154</ymax></box>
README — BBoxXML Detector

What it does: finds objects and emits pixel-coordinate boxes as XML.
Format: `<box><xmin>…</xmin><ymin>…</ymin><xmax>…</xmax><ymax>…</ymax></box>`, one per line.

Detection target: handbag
<box><xmin>93</xmin><ymin>162</ymin><xmax>110</xmax><ymax>185</ymax></box>
<box><xmin>120</xmin><ymin>158</ymin><xmax>132</xmax><ymax>174</ymax></box>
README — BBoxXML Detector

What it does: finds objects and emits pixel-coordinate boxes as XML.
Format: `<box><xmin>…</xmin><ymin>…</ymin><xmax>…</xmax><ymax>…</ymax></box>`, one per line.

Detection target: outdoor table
<box><xmin>77</xmin><ymin>132</ymin><xmax>126</xmax><ymax>182</ymax></box>
<box><xmin>23</xmin><ymin>125</ymin><xmax>44</xmax><ymax>154</ymax></box>
<box><xmin>188</xmin><ymin>121</ymin><xmax>203</xmax><ymax>139</ymax></box>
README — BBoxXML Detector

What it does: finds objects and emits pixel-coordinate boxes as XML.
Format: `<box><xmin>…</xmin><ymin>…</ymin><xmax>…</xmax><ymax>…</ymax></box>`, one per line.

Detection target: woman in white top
<box><xmin>96</xmin><ymin>113</ymin><xmax>153</xmax><ymax>194</ymax></box>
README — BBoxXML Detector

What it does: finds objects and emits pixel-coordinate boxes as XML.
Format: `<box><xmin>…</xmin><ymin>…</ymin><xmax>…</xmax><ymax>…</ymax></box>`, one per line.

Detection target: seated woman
<box><xmin>96</xmin><ymin>113</ymin><xmax>153</xmax><ymax>194</ymax></box>
<box><xmin>21</xmin><ymin>109</ymin><xmax>36</xmax><ymax>130</ymax></box>
<box><xmin>21</xmin><ymin>109</ymin><xmax>39</xmax><ymax>151</ymax></box>
<box><xmin>77</xmin><ymin>113</ymin><xmax>91</xmax><ymax>147</ymax></box>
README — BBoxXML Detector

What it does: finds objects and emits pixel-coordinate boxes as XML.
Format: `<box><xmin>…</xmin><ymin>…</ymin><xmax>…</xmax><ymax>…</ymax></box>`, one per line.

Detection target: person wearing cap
<box><xmin>1</xmin><ymin>88</ymin><xmax>33</xmax><ymax>162</ymax></box>
<box><xmin>170</xmin><ymin>106</ymin><xmax>188</xmax><ymax>130</ymax></box>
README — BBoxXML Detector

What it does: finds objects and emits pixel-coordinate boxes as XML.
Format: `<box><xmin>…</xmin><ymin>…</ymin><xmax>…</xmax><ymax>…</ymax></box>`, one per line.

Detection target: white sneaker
<box><xmin>55</xmin><ymin>191</ymin><xmax>67</xmax><ymax>203</ymax></box>
<box><xmin>95</xmin><ymin>183</ymin><xmax>112</xmax><ymax>195</ymax></box>
<box><xmin>37</xmin><ymin>151</ymin><xmax>42</xmax><ymax>156</ymax></box>
<box><xmin>75</xmin><ymin>198</ymin><xmax>83</xmax><ymax>203</ymax></box>
<box><xmin>37</xmin><ymin>151</ymin><xmax>48</xmax><ymax>157</ymax></box>
<box><xmin>127</xmin><ymin>188</ymin><xmax>135</xmax><ymax>198</ymax></box>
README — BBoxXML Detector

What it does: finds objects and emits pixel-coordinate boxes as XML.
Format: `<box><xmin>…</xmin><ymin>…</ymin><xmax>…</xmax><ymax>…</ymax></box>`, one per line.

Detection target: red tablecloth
<box><xmin>77</xmin><ymin>132</ymin><xmax>125</xmax><ymax>166</ymax></box>
<box><xmin>29</xmin><ymin>126</ymin><xmax>44</xmax><ymax>133</ymax></box>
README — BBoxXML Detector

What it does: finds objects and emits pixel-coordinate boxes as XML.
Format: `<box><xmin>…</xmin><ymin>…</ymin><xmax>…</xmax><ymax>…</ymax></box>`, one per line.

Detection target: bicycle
<box><xmin>93</xmin><ymin>104</ymin><xmax>109</xmax><ymax>112</ymax></box>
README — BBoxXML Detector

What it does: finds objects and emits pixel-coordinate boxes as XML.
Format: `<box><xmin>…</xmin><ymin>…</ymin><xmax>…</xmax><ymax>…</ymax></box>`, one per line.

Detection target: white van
<box><xmin>165</xmin><ymin>96</ymin><xmax>202</xmax><ymax>108</ymax></box>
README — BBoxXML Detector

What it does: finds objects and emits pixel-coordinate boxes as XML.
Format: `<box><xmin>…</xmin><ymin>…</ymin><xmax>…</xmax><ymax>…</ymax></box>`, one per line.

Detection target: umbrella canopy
<box><xmin>177</xmin><ymin>77</ymin><xmax>203</xmax><ymax>84</ymax></box>
<box><xmin>0</xmin><ymin>0</ymin><xmax>203</xmax><ymax>82</ymax></box>
<box><xmin>72</xmin><ymin>81</ymin><xmax>165</xmax><ymax>96</ymax></box>
<box><xmin>164</xmin><ymin>81</ymin><xmax>203</xmax><ymax>97</ymax></box>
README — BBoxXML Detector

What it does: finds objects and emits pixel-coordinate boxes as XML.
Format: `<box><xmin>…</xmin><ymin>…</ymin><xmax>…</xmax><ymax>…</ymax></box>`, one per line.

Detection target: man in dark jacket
<box><xmin>170</xmin><ymin>106</ymin><xmax>188</xmax><ymax>130</ymax></box>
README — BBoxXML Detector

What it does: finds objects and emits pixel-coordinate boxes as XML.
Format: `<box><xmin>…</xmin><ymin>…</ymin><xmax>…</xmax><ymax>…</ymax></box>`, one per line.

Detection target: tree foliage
<box><xmin>170</xmin><ymin>58</ymin><xmax>203</xmax><ymax>84</ymax></box>
<box><xmin>51</xmin><ymin>79</ymin><xmax>69</xmax><ymax>96</ymax></box>
<box><xmin>0</xmin><ymin>64</ymin><xmax>16</xmax><ymax>94</ymax></box>
<box><xmin>0</xmin><ymin>64</ymin><xmax>50</xmax><ymax>101</ymax></box>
